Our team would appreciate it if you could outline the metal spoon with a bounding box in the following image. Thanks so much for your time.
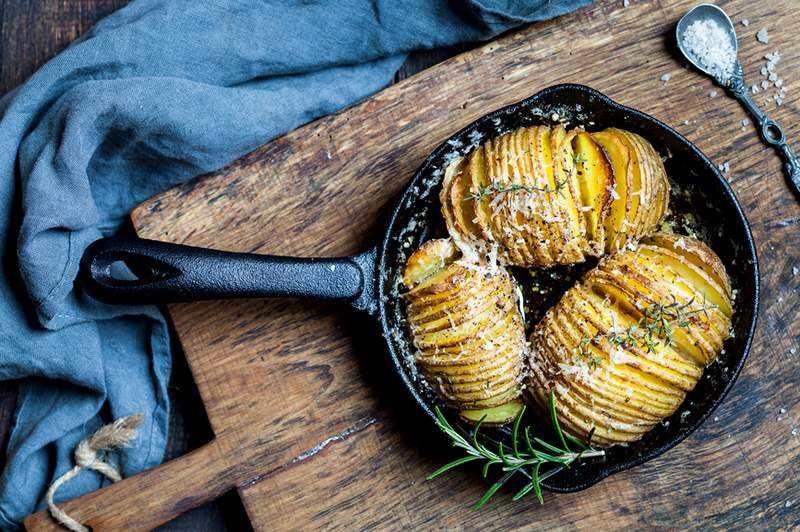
[677,3,800,199]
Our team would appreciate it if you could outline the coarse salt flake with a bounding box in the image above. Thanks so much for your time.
[756,28,769,44]
[660,73,672,82]
[682,18,736,80]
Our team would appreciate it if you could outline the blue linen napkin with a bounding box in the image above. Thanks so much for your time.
[0,0,590,527]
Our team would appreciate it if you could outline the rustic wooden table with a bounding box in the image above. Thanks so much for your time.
[0,1,464,529]
[5,0,800,530]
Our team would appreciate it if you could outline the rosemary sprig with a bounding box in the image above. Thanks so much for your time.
[577,297,716,368]
[428,392,604,509]
[469,179,568,202]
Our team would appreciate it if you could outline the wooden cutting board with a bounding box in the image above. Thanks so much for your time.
[26,0,800,529]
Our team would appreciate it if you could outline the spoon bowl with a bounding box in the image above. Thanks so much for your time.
[676,3,738,80]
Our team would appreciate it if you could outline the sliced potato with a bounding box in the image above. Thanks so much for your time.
[402,238,526,425]
[526,234,733,446]
[440,125,669,267]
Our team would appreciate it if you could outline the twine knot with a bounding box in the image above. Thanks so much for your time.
[46,413,144,532]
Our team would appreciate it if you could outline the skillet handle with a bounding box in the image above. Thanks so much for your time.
[80,237,377,312]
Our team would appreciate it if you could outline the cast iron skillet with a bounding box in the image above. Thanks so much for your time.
[81,84,759,492]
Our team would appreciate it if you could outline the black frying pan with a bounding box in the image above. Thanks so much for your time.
[81,84,759,492]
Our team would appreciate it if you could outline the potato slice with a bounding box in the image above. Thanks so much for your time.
[592,130,632,253]
[572,131,614,252]
[460,400,525,425]
[403,239,460,290]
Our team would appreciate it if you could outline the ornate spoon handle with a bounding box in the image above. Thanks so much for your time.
[724,61,800,200]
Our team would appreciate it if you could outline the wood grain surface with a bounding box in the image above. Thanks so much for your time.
[23,0,800,529]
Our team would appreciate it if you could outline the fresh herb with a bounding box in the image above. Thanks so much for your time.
[573,152,589,165]
[469,179,568,202]
[578,297,716,368]
[428,392,604,509]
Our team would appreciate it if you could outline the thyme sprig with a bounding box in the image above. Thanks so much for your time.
[469,179,568,202]
[428,392,604,509]
[578,296,716,367]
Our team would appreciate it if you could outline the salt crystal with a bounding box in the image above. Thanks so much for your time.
[709,90,718,98]
[751,85,760,94]
[793,428,799,436]
[769,72,778,82]
[776,79,784,88]
[756,28,769,44]
[683,119,690,125]
[780,408,787,414]
[765,51,781,64]
[761,80,770,90]
[660,73,672,82]
[786,500,794,508]
[792,266,799,275]
[682,19,737,80]
[791,348,798,355]
[741,19,750,27]
[741,119,749,127]
[623,0,630,7]
[714,416,719,422]
[776,97,783,106]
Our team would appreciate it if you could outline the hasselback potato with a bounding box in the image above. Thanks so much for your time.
[526,233,733,446]
[441,126,670,267]
[402,239,526,424]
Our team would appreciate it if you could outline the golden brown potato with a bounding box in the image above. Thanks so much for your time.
[440,126,670,267]
[526,234,733,446]
[403,239,526,424]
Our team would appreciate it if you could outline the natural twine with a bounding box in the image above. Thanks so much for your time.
[46,413,144,532]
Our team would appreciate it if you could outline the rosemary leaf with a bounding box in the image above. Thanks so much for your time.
[549,390,570,452]
[427,456,483,480]
[532,462,544,504]
[511,405,525,456]
[473,470,516,510]
[533,437,565,455]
